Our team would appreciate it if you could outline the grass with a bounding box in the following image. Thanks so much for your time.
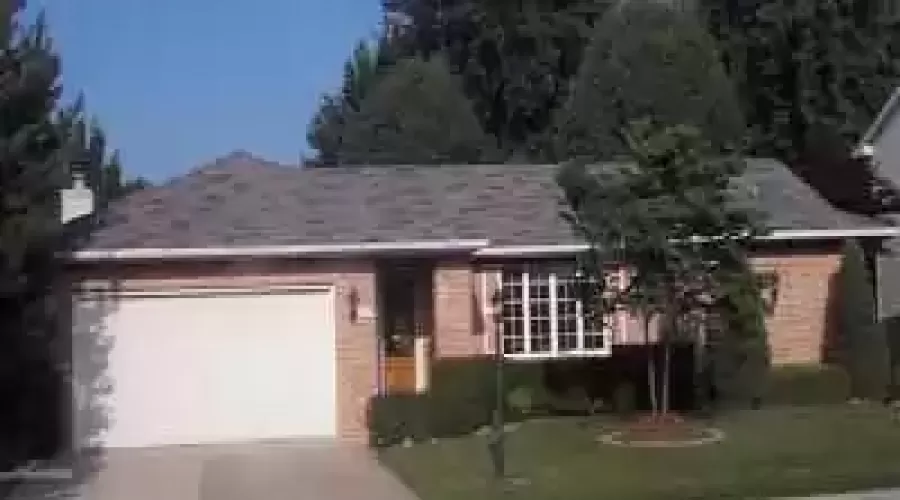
[380,405,900,500]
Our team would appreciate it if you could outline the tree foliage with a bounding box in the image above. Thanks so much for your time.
[708,266,771,408]
[0,6,80,470]
[337,56,499,165]
[383,0,611,157]
[549,2,744,162]
[558,120,765,415]
[307,39,394,165]
[73,120,150,209]
[837,238,890,400]
[699,0,900,213]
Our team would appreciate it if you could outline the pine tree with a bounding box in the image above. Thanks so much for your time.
[338,56,499,165]
[838,239,890,401]
[699,0,900,213]
[549,2,745,162]
[307,39,393,165]
[0,6,81,470]
[383,0,610,157]
[76,120,149,208]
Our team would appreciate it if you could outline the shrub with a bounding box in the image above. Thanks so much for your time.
[709,267,771,410]
[765,365,851,406]
[885,315,900,400]
[368,393,429,447]
[612,381,638,415]
[838,239,891,400]
[506,386,538,419]
[427,357,507,437]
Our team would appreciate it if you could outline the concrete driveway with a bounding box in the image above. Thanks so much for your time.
[81,440,419,500]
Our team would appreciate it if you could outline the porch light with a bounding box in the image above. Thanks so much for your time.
[757,271,779,315]
[349,286,360,323]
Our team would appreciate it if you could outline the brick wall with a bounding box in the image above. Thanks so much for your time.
[432,261,483,357]
[752,250,842,365]
[462,248,844,365]
[71,258,379,443]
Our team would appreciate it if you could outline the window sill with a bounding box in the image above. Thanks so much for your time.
[503,350,612,360]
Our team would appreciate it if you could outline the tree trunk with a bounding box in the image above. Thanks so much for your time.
[662,330,672,416]
[643,309,659,416]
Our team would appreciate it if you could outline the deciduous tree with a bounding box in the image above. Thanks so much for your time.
[558,120,764,417]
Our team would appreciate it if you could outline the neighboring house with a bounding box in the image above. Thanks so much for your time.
[857,86,900,321]
[66,152,898,448]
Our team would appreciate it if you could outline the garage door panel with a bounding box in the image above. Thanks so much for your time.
[74,288,336,448]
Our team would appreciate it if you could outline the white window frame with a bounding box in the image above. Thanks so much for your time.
[500,265,613,360]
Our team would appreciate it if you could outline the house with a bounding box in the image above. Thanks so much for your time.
[66,151,898,449]
[857,86,900,322]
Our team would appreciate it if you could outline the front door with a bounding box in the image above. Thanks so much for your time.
[379,262,431,394]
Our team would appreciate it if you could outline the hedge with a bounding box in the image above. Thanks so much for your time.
[764,365,851,406]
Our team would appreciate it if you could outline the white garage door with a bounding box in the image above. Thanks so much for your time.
[74,286,336,448]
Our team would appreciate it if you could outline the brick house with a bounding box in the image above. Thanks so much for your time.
[67,152,897,449]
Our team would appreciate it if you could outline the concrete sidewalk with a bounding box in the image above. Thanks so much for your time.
[780,489,900,500]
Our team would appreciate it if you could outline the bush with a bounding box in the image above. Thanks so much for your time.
[838,239,891,400]
[427,358,494,437]
[765,365,851,406]
[612,381,638,415]
[885,315,900,400]
[368,393,429,447]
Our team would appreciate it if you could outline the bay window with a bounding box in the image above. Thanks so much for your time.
[499,264,615,358]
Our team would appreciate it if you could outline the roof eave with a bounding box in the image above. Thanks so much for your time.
[69,239,491,262]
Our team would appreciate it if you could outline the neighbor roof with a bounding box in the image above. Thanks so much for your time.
[861,86,900,146]
[84,151,890,250]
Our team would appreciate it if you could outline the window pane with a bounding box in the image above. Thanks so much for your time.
[501,269,526,355]
[504,337,525,354]
[558,333,578,351]
[531,300,550,318]
[584,332,606,350]
[501,303,522,319]
[502,283,522,301]
[530,318,551,352]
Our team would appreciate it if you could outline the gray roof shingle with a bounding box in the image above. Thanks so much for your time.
[84,151,890,250]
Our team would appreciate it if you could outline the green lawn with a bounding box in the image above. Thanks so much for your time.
[380,405,900,500]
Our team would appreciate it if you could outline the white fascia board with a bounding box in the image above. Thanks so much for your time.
[70,239,491,262]
[474,228,900,257]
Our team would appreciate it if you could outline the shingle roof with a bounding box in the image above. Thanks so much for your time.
[84,151,890,250]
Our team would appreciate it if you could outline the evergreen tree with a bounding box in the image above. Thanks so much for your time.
[549,1,744,162]
[307,39,393,165]
[338,56,499,165]
[75,120,150,208]
[709,265,771,408]
[0,5,81,470]
[699,0,900,214]
[837,238,890,401]
[383,0,611,157]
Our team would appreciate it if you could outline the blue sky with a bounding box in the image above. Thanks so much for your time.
[35,0,383,182]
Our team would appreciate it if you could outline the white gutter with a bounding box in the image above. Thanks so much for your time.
[474,228,900,257]
[69,228,900,262]
[71,239,491,262]
[757,227,900,240]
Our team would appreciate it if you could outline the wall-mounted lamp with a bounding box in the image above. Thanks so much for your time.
[756,271,780,315]
[349,286,360,324]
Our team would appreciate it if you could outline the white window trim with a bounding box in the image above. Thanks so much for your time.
[501,266,612,359]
